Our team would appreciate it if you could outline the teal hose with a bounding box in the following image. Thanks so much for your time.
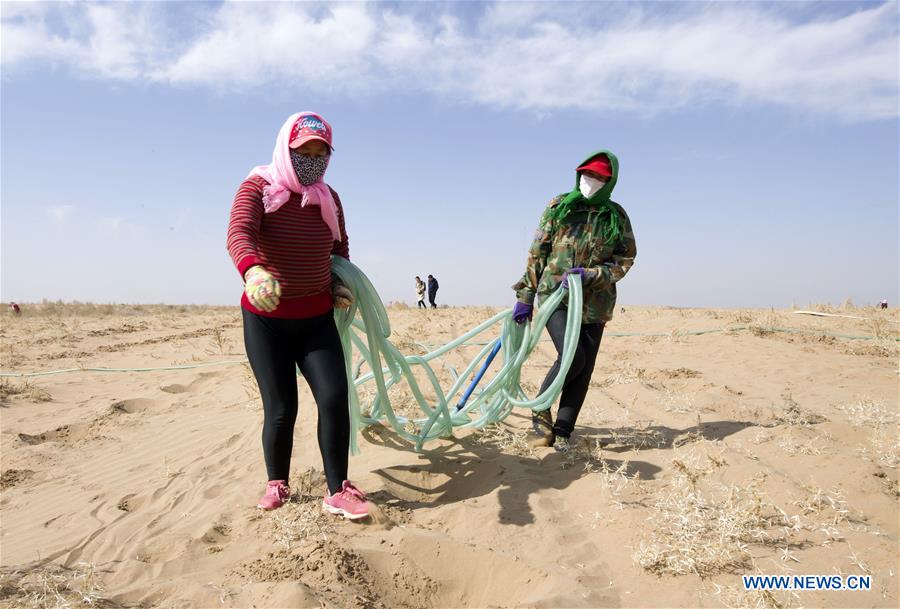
[330,256,583,453]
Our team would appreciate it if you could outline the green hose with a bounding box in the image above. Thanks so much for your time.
[330,256,582,453]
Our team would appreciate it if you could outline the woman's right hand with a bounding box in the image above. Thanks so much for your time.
[512,301,534,324]
[245,266,281,312]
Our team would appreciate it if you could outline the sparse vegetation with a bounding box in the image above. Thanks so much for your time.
[0,562,111,609]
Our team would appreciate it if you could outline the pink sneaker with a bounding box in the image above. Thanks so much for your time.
[322,480,370,520]
[257,480,290,510]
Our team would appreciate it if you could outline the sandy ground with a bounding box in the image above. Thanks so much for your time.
[0,302,897,609]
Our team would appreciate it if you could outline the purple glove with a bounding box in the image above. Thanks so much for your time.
[512,301,533,324]
[562,267,595,289]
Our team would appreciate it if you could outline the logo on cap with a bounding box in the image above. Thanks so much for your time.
[290,115,330,144]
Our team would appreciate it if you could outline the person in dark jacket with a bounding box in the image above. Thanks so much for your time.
[427,275,439,308]
[512,150,636,453]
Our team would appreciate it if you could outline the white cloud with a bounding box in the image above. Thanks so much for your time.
[2,2,896,120]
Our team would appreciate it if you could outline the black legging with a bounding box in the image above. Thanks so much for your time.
[243,309,349,495]
[538,307,605,438]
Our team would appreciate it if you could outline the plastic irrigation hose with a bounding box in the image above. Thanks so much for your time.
[330,256,583,454]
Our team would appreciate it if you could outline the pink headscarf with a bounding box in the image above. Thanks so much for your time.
[247,112,340,241]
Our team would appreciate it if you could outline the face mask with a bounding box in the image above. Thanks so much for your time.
[579,173,606,199]
[290,150,330,185]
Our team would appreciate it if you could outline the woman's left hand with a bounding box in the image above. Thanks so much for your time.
[333,285,354,309]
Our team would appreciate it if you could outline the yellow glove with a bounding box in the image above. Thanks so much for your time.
[244,265,281,312]
[333,284,354,310]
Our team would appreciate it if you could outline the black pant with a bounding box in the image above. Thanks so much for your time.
[417,299,427,309]
[537,307,605,438]
[428,291,437,308]
[242,309,349,495]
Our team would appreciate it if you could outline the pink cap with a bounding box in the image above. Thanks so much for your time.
[289,113,333,150]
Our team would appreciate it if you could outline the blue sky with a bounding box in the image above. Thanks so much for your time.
[1,1,898,308]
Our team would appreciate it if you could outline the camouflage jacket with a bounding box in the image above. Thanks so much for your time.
[513,194,636,324]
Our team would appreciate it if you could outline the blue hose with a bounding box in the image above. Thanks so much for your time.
[455,339,503,411]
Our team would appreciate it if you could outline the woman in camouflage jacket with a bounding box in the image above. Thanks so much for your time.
[512,150,636,452]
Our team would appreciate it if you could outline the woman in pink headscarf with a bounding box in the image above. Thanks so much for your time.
[227,112,369,519]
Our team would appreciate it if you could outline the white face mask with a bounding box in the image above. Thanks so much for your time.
[579,173,607,198]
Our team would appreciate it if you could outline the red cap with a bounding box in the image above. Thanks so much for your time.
[576,156,612,178]
[289,113,333,150]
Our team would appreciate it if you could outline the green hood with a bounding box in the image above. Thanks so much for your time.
[573,149,618,201]
[542,149,623,242]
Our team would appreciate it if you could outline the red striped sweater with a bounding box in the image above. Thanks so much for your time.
[227,176,349,319]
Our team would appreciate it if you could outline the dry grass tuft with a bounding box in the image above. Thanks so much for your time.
[861,424,900,469]
[748,309,783,337]
[634,447,799,577]
[269,469,335,549]
[0,378,52,403]
[838,397,900,469]
[0,562,111,608]
[205,326,235,355]
[773,394,826,427]
[662,385,698,415]
[836,397,896,428]
[777,429,826,456]
[609,418,665,450]
[562,439,647,510]
[476,423,534,457]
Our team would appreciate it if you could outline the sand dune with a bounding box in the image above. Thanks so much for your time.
[1,304,897,608]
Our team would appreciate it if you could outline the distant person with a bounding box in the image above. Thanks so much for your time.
[415,276,427,309]
[427,275,439,308]
[227,111,369,519]
[880,299,888,310]
[512,150,637,452]
[9,302,21,315]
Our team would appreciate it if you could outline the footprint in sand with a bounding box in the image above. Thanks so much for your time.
[0,468,35,489]
[109,398,156,414]
[18,424,80,445]
[17,398,159,446]
[160,384,190,394]
[116,493,145,513]
[200,523,232,545]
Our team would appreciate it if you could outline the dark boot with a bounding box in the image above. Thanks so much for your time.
[529,409,555,448]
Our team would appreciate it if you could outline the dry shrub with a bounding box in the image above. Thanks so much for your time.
[863,425,900,469]
[777,429,826,456]
[836,397,896,428]
[476,423,534,456]
[0,378,52,403]
[662,385,698,415]
[609,419,665,450]
[748,309,783,337]
[844,336,900,358]
[773,394,827,427]
[634,447,797,577]
[838,398,900,469]
[729,310,754,324]
[205,326,234,355]
[0,562,111,608]
[793,486,849,534]
[564,438,646,505]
